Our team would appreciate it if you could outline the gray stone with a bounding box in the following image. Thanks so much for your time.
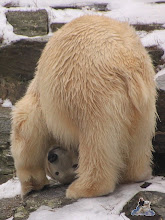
[156,90,165,132]
[155,1,165,4]
[133,23,165,32]
[0,107,14,184]
[0,106,11,145]
[6,10,48,37]
[52,3,109,11]
[122,191,165,219]
[50,23,66,32]
[153,90,165,176]
[146,46,164,68]
[0,37,3,45]
[156,72,165,91]
[0,77,28,105]
[0,37,48,104]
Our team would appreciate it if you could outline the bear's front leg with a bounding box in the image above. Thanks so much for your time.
[66,127,122,199]
[11,92,50,197]
[17,167,49,197]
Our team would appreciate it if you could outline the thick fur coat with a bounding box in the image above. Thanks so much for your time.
[11,15,157,199]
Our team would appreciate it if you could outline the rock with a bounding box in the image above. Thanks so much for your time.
[50,23,66,32]
[153,132,165,153]
[156,71,165,90]
[146,46,164,68]
[156,90,165,132]
[14,206,28,219]
[0,107,14,184]
[82,3,109,11]
[0,106,11,145]
[133,23,165,32]
[0,184,76,220]
[0,37,3,45]
[153,152,165,176]
[0,37,48,80]
[122,191,165,219]
[0,37,48,104]
[152,90,165,176]
[155,1,165,4]
[6,10,48,37]
[52,3,109,11]
[0,78,28,104]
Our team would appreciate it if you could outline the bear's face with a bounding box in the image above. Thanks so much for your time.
[46,147,78,184]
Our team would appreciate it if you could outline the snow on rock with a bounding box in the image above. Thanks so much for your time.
[27,176,165,220]
[0,176,164,219]
[0,7,28,45]
[0,0,165,45]
[107,0,165,24]
[0,178,21,199]
[1,99,13,108]
[47,7,101,25]
[141,30,165,49]
[155,68,165,90]
[6,217,14,220]
[0,0,110,8]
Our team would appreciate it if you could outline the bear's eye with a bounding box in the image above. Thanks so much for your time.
[72,164,78,169]
[55,172,59,175]
[48,153,58,163]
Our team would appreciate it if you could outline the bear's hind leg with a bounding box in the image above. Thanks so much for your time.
[123,107,156,183]
[66,121,124,199]
[11,93,50,197]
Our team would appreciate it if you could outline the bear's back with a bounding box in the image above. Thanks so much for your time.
[37,15,155,128]
[38,15,153,82]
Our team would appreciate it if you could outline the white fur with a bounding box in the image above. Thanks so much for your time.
[11,15,157,199]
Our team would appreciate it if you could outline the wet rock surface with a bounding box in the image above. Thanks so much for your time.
[122,190,165,220]
[0,38,48,104]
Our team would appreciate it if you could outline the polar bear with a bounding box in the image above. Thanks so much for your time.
[11,15,157,199]
[46,146,78,184]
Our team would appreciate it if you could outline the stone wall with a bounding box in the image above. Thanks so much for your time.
[0,5,165,184]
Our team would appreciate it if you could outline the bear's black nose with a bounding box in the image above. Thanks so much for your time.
[48,151,58,163]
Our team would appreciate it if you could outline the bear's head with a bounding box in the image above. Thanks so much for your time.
[46,147,78,184]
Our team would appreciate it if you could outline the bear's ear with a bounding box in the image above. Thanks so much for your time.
[48,152,58,163]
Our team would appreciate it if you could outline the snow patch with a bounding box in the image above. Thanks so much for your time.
[0,178,21,199]
[107,1,165,24]
[1,176,164,219]
[0,176,164,220]
[141,30,165,48]
[0,0,165,46]
[27,176,165,220]
[1,0,109,8]
[6,217,14,220]
[1,99,13,108]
